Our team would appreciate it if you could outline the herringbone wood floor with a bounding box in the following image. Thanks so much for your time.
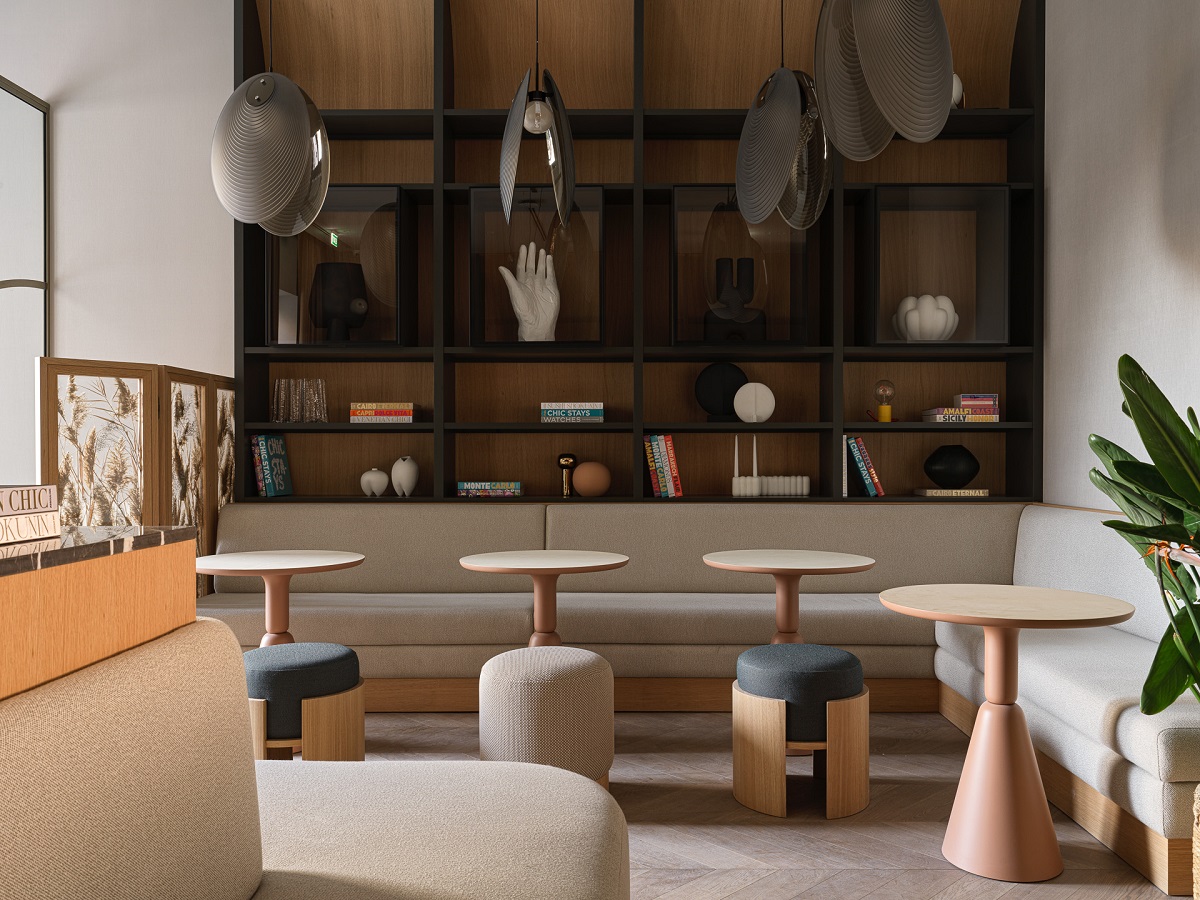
[365,712,1164,899]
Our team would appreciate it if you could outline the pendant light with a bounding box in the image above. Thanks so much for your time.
[736,0,831,230]
[211,0,331,237]
[500,0,576,225]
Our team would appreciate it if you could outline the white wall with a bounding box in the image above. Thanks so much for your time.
[1044,0,1200,507]
[0,0,234,377]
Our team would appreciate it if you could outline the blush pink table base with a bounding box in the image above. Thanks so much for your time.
[260,573,296,646]
[530,573,562,647]
[773,574,803,643]
[943,626,1063,883]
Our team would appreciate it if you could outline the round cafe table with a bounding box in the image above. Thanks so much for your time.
[196,550,365,647]
[703,549,876,644]
[459,550,629,647]
[879,583,1134,883]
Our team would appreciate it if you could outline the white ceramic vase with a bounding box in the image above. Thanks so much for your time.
[892,294,959,341]
[391,456,419,497]
[360,468,389,497]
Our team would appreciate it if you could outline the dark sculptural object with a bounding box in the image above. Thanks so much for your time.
[704,256,766,343]
[694,363,749,423]
[310,262,369,342]
[923,444,980,489]
[557,451,578,498]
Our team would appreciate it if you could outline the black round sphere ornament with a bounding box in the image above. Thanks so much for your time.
[923,444,981,490]
[694,363,749,422]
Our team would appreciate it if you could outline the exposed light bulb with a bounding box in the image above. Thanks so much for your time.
[873,379,896,422]
[523,93,552,134]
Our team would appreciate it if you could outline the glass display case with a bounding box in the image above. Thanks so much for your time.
[469,186,604,345]
[874,186,1009,345]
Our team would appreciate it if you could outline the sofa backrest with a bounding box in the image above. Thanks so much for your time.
[214,503,547,593]
[546,503,1025,593]
[1013,504,1162,643]
[0,618,263,900]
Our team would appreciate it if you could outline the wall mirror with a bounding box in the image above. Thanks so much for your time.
[0,75,49,484]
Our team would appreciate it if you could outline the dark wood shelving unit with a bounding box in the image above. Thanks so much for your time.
[233,0,1044,505]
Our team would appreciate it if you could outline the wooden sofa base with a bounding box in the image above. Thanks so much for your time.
[364,676,939,714]
[939,683,1191,896]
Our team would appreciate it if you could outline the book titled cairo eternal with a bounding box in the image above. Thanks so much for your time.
[914,488,990,497]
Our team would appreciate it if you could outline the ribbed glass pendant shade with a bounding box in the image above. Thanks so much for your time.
[211,73,331,237]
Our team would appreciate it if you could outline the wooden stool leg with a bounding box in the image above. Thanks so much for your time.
[248,698,268,761]
[301,679,365,761]
[732,681,788,817]
[825,688,870,819]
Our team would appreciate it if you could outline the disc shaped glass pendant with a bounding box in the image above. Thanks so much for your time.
[211,72,331,236]
[543,70,576,226]
[500,69,531,223]
[736,67,803,224]
[814,0,893,162]
[777,72,832,230]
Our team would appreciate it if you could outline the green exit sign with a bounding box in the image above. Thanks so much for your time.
[330,232,338,248]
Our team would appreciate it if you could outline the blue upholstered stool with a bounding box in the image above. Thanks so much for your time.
[244,642,364,761]
[732,643,869,819]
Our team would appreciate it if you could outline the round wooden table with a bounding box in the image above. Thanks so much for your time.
[196,550,365,647]
[879,583,1134,883]
[459,550,629,647]
[703,549,876,644]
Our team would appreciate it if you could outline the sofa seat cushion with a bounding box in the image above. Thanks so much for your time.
[200,593,534,647]
[936,649,1196,839]
[252,760,629,900]
[556,592,934,645]
[936,622,1200,783]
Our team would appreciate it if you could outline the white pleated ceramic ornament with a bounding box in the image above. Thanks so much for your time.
[892,294,959,341]
[360,468,389,497]
[391,456,419,497]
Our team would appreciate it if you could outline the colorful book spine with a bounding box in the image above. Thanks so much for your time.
[0,484,58,517]
[855,438,885,496]
[350,402,414,410]
[457,481,521,490]
[251,438,265,496]
[0,509,62,545]
[652,435,674,497]
[841,435,849,498]
[644,438,663,498]
[663,435,683,498]
[923,407,1000,416]
[923,414,1000,423]
[457,489,523,497]
[540,402,603,409]
[915,488,991,497]
[350,416,414,424]
[846,437,876,497]
[954,394,999,406]
[256,434,294,497]
[541,411,605,422]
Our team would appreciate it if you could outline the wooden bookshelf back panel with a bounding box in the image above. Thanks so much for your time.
[283,433,436,497]
[844,140,1007,184]
[644,141,737,184]
[330,142,435,184]
[879,210,978,342]
[643,362,822,423]
[455,363,634,422]
[446,0,634,109]
[942,0,1023,109]
[643,203,672,346]
[657,432,821,497]
[848,432,1006,497]
[843,361,1006,422]
[269,362,435,422]
[256,0,434,109]
[452,140,635,184]
[455,433,633,497]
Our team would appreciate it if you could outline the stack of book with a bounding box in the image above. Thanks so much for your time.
[0,484,61,556]
[350,402,414,424]
[844,435,885,497]
[541,402,603,424]
[914,487,990,497]
[923,393,1000,423]
[644,434,683,498]
[250,433,294,497]
[457,481,522,498]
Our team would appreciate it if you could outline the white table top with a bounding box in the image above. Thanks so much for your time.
[879,583,1135,629]
[703,549,876,575]
[195,549,365,576]
[459,550,629,575]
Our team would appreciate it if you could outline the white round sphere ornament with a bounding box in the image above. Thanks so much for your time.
[733,383,776,423]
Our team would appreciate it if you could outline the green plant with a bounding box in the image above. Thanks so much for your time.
[1090,355,1200,713]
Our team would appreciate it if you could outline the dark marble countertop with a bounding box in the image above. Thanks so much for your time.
[0,525,196,577]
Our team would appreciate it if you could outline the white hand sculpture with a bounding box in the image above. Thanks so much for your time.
[499,241,559,341]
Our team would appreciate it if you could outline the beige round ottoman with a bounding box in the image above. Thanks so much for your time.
[479,646,614,788]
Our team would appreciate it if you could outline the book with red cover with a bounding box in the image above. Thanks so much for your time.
[663,435,684,497]
[644,438,663,498]
[855,437,885,496]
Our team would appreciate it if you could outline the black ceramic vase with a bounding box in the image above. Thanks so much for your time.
[923,444,980,489]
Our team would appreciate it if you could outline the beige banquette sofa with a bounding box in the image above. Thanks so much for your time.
[0,614,629,899]
[201,501,1200,894]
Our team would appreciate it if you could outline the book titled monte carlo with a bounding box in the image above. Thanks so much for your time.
[253,434,294,498]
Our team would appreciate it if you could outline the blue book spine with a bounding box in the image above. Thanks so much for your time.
[846,437,876,497]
